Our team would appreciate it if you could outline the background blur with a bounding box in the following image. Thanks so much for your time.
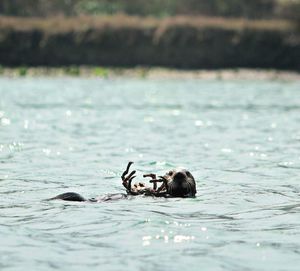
[1,0,300,19]
[0,0,299,69]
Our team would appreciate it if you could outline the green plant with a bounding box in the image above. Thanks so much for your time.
[18,66,27,76]
[64,66,80,76]
[93,67,109,77]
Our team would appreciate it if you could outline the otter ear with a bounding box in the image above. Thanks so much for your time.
[186,171,191,177]
[186,171,195,180]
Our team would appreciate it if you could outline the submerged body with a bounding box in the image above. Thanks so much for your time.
[51,162,197,202]
[49,192,128,202]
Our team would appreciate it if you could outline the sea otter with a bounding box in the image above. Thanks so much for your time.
[50,162,196,202]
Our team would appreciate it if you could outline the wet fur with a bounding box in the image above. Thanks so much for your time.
[162,169,197,197]
[50,164,196,202]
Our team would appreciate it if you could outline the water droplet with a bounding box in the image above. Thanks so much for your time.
[144,116,154,123]
[195,120,204,127]
[125,148,134,153]
[172,110,180,116]
[42,149,51,155]
[66,110,72,117]
[1,118,10,126]
[173,235,195,243]
[142,241,150,246]
[271,123,277,128]
[222,148,232,153]
[281,161,294,167]
[142,236,152,241]
[24,120,29,129]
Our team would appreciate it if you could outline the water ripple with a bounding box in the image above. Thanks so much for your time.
[0,78,300,271]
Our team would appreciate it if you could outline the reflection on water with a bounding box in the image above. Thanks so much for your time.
[0,77,300,270]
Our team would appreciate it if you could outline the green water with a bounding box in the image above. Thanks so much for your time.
[1,77,300,270]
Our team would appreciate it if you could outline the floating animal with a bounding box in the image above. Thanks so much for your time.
[50,162,196,202]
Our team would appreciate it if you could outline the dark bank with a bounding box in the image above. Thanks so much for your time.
[0,15,299,70]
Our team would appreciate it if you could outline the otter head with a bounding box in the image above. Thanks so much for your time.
[164,168,197,197]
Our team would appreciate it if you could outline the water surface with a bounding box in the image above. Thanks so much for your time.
[1,77,300,270]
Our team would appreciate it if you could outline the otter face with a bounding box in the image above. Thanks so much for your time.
[164,169,196,197]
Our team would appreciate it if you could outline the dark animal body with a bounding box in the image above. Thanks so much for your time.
[50,162,196,202]
[49,192,128,202]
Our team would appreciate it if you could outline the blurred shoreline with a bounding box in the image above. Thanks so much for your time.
[0,15,299,70]
[0,66,299,81]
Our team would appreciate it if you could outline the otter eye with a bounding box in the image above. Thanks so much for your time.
[168,171,173,176]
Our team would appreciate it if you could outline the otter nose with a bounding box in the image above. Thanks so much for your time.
[173,171,186,181]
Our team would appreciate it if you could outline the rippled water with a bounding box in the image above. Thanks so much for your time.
[1,77,300,270]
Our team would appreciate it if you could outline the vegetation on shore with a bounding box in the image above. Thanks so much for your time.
[0,66,299,81]
[0,15,299,70]
[0,0,299,20]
